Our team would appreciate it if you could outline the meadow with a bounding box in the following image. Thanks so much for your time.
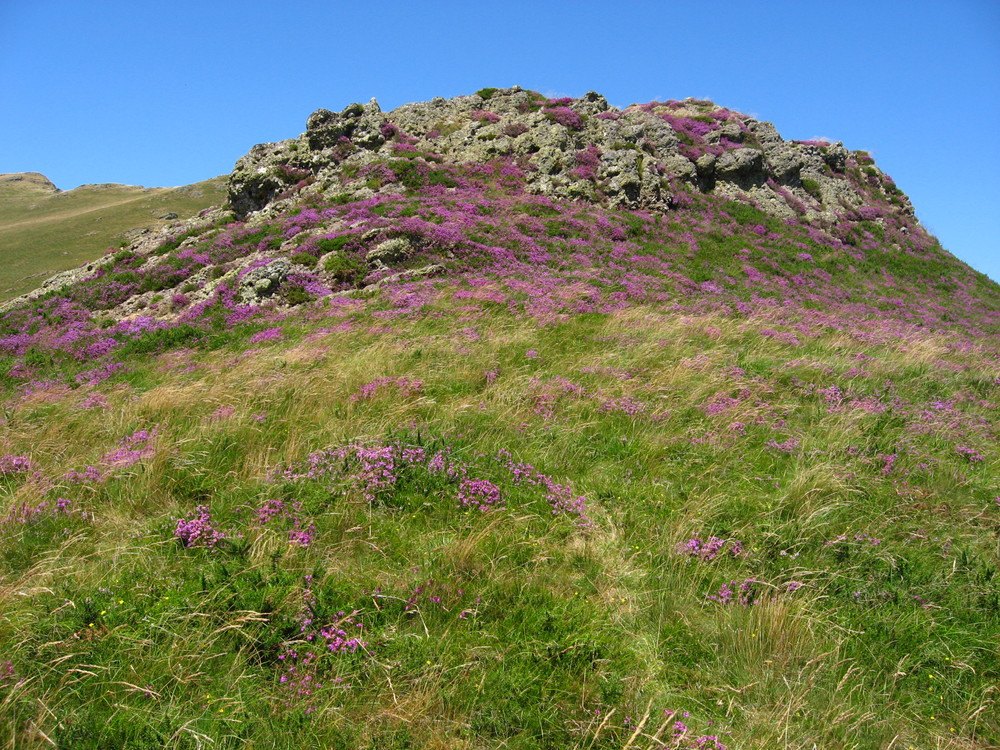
[0,91,997,748]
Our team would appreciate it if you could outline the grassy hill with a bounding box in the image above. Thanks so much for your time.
[0,89,997,749]
[0,173,227,302]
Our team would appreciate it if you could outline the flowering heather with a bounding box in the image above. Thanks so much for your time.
[470,109,500,123]
[252,498,316,547]
[955,445,985,463]
[599,395,647,416]
[74,361,127,385]
[707,578,758,606]
[248,327,283,344]
[350,376,424,402]
[207,405,236,422]
[102,426,160,467]
[276,605,366,711]
[543,106,584,130]
[63,465,104,484]
[765,436,799,454]
[456,478,503,511]
[1,497,72,526]
[0,661,16,684]
[0,454,36,475]
[174,505,226,548]
[678,536,745,561]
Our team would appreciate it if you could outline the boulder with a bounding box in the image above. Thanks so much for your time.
[306,99,385,152]
[366,237,414,268]
[237,258,292,305]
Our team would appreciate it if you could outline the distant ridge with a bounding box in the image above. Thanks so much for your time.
[0,171,60,194]
[0,173,226,301]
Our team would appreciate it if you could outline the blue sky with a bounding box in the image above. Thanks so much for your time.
[2,0,998,282]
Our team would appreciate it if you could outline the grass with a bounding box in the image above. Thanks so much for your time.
[0,175,226,302]
[0,291,996,748]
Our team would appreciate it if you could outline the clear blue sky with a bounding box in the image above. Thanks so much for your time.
[2,0,998,282]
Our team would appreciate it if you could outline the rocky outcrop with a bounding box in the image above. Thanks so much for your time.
[226,87,899,224]
[2,87,920,326]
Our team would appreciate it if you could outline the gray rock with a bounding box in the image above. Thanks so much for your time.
[305,100,386,152]
[227,140,301,218]
[822,142,848,172]
[695,153,717,176]
[373,264,446,287]
[744,119,783,148]
[766,145,808,183]
[237,258,292,305]
[715,147,765,189]
[366,237,413,268]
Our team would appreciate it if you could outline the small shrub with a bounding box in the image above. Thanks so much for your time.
[283,284,314,306]
[502,122,528,138]
[290,252,319,268]
[316,236,352,255]
[476,87,499,100]
[471,109,501,123]
[543,106,584,130]
[324,253,367,284]
[800,177,822,199]
[430,120,463,138]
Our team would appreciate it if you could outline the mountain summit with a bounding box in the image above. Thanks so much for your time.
[0,89,997,748]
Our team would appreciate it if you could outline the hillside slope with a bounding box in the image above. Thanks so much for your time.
[0,88,997,749]
[0,173,227,302]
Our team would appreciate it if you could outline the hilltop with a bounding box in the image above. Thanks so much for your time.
[0,88,997,749]
[0,173,226,302]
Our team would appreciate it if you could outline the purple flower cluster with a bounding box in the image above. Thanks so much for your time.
[955,445,985,463]
[249,327,283,344]
[350,376,424,402]
[457,479,503,511]
[706,578,757,606]
[765,436,799,455]
[276,580,367,712]
[1,497,73,526]
[274,437,592,527]
[101,426,160,467]
[0,454,36,475]
[63,465,104,484]
[252,498,316,547]
[74,361,127,385]
[174,505,226,548]
[677,536,745,561]
[543,106,584,130]
[470,109,501,123]
[0,661,21,687]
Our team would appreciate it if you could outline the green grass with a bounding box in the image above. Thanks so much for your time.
[0,293,996,748]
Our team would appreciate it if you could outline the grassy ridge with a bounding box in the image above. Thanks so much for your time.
[0,175,226,302]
